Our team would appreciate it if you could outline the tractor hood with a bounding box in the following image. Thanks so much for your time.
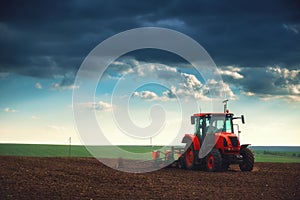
[215,132,240,151]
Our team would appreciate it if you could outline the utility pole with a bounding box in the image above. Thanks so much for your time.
[68,136,72,157]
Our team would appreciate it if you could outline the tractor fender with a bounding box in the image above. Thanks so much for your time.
[181,134,200,151]
[241,144,250,149]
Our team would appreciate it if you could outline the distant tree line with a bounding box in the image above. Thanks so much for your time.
[260,150,300,157]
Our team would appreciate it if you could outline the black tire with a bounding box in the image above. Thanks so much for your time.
[239,147,254,172]
[178,156,184,169]
[205,149,222,172]
[182,144,196,170]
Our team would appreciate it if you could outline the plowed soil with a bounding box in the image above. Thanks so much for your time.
[0,156,299,199]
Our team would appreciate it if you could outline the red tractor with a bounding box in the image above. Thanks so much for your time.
[179,109,254,172]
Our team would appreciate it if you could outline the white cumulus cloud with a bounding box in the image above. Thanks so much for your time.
[51,83,79,90]
[35,82,42,89]
[218,66,244,79]
[133,90,171,101]
[3,107,18,113]
[78,101,113,111]
[283,23,300,34]
[239,66,300,102]
[107,59,237,102]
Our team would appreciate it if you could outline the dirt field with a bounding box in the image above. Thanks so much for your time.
[0,156,299,199]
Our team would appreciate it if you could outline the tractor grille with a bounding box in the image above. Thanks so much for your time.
[229,137,238,147]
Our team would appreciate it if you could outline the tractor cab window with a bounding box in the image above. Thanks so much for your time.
[216,120,224,130]
[205,115,233,134]
[194,117,203,138]
[194,117,204,143]
[205,117,216,134]
[224,117,233,133]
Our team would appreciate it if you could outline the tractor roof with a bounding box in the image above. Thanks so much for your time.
[193,112,233,117]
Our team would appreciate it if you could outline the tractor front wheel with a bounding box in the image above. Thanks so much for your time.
[239,147,254,171]
[206,149,222,172]
[183,144,196,170]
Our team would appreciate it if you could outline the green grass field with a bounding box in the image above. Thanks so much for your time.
[252,150,300,163]
[0,144,163,160]
[0,144,300,163]
[0,144,92,157]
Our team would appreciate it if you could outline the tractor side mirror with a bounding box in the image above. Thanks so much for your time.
[191,116,195,125]
[241,115,245,124]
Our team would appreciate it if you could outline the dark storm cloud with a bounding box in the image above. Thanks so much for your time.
[0,0,299,80]
[174,1,300,68]
[220,66,300,101]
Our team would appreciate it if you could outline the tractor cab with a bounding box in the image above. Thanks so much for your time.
[191,112,237,145]
[190,111,245,152]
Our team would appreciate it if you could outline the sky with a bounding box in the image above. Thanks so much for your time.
[0,0,299,146]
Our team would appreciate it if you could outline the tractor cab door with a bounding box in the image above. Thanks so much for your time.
[195,117,204,145]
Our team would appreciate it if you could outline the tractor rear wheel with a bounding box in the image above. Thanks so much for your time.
[205,149,222,172]
[239,147,254,171]
[183,144,196,170]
